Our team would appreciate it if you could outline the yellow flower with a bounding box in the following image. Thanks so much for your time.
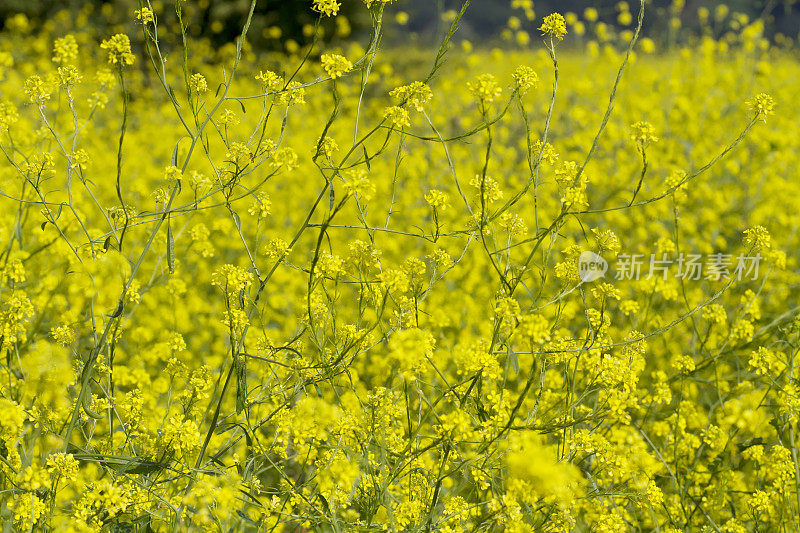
[312,0,341,17]
[189,73,208,94]
[24,75,51,104]
[468,73,502,103]
[256,69,282,91]
[46,453,79,481]
[424,189,449,210]
[50,325,76,346]
[630,120,659,152]
[383,105,410,128]
[248,192,272,219]
[100,33,135,66]
[52,34,78,64]
[390,81,433,111]
[134,7,154,24]
[512,65,538,95]
[747,92,775,122]
[161,417,202,456]
[265,238,292,260]
[743,225,771,251]
[211,264,254,294]
[506,431,583,504]
[539,13,568,41]
[342,169,375,201]
[321,53,352,79]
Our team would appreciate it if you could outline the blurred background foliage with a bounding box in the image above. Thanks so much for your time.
[0,0,798,50]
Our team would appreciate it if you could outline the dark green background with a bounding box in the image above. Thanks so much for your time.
[2,0,798,46]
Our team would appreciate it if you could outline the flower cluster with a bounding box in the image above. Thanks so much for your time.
[100,33,135,66]
[0,3,796,533]
[539,13,568,41]
[321,52,352,79]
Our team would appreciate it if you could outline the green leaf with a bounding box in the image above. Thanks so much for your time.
[108,299,124,318]
[166,223,175,274]
[235,357,246,414]
[507,345,519,374]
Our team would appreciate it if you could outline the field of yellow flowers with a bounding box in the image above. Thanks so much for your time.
[2,0,800,531]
